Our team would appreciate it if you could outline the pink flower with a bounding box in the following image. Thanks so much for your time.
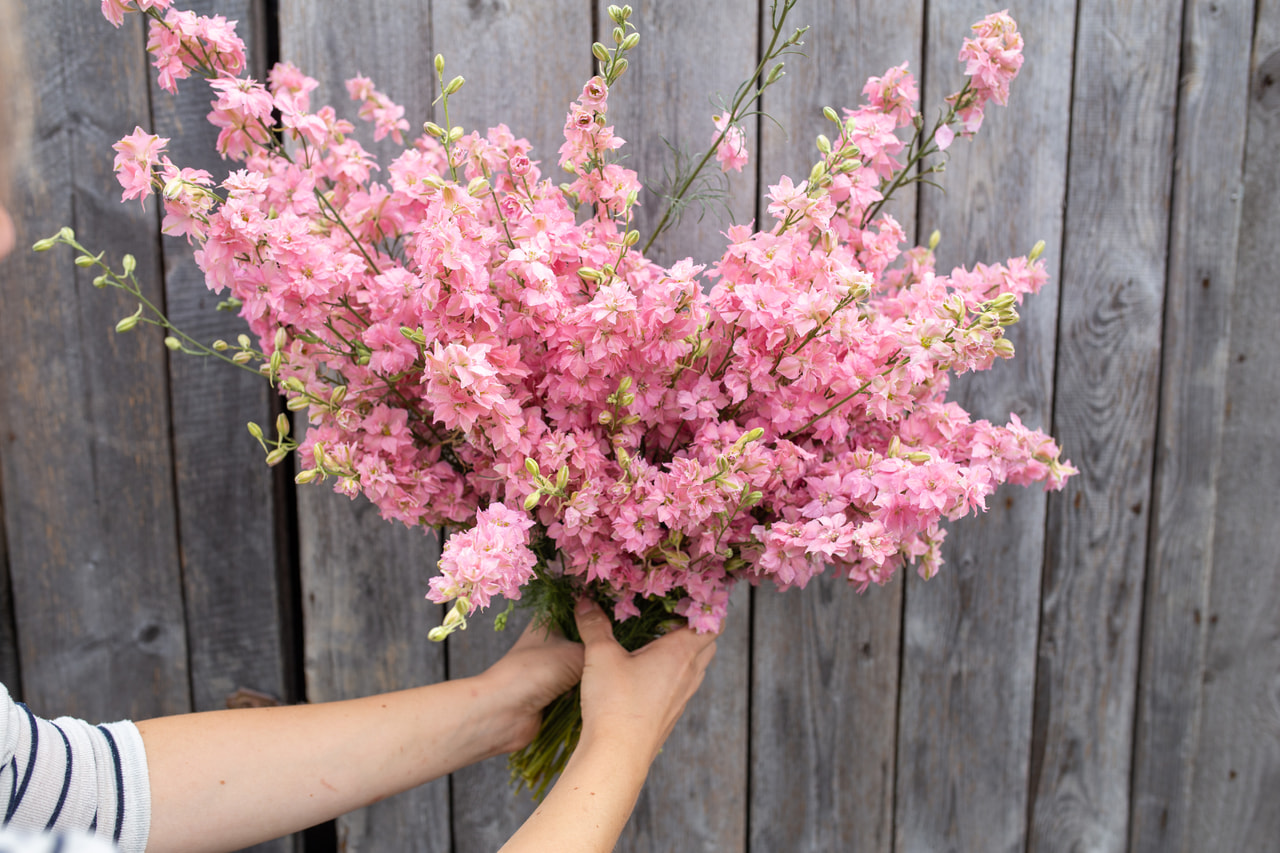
[712,114,749,173]
[112,127,169,203]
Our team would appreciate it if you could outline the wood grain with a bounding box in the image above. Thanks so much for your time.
[1028,0,1182,849]
[1183,2,1280,847]
[895,3,1074,851]
[298,487,449,853]
[600,0,760,269]
[1128,1,1255,850]
[0,0,190,722]
[750,4,921,851]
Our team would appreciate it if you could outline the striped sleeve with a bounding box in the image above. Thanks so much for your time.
[0,685,149,853]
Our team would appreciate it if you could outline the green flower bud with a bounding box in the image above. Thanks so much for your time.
[612,57,629,78]
[231,351,252,365]
[434,54,445,74]
[816,134,831,155]
[617,376,633,393]
[444,75,465,95]
[274,327,288,350]
[992,337,1016,358]
[115,314,139,333]
[237,333,251,348]
[265,447,288,466]
[121,254,136,275]
[592,42,611,62]
[276,413,291,438]
[294,467,321,485]
[92,275,109,289]
[823,106,840,124]
[59,226,75,241]
[466,176,490,197]
[765,63,785,85]
[555,466,570,491]
[621,32,640,51]
[523,491,541,511]
[929,229,941,251]
[1028,239,1046,262]
[525,458,540,476]
[31,236,58,252]
[164,336,181,351]
[247,421,264,441]
[448,126,464,142]
[612,25,625,45]
[286,396,310,412]
[607,4,624,23]
[423,121,445,138]
[330,385,347,406]
[74,254,97,268]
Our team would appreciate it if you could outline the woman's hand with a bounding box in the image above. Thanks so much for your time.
[574,597,718,763]
[476,619,584,753]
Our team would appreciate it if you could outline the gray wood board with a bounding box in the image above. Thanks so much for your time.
[602,0,761,269]
[594,3,754,850]
[147,0,291,717]
[751,4,922,850]
[1128,0,1255,850]
[299,487,448,853]
[1184,1,1280,847]
[0,1,190,722]
[895,2,1074,851]
[419,3,596,850]
[1029,0,1182,849]
[281,3,450,849]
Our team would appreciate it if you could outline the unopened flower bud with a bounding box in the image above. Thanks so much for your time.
[269,350,282,374]
[238,333,251,348]
[92,275,109,288]
[578,266,603,282]
[286,396,310,412]
[607,4,624,23]
[992,337,1016,358]
[443,75,465,95]
[816,134,831,155]
[929,229,941,251]
[617,376,633,393]
[621,32,639,51]
[743,490,763,508]
[888,435,901,457]
[74,254,97,268]
[823,106,840,124]
[623,229,640,247]
[808,161,827,186]
[31,236,58,252]
[275,413,291,437]
[231,351,252,364]
[122,254,136,275]
[164,336,180,351]
[612,25,625,44]
[612,57,629,78]
[466,177,490,197]
[1028,239,1046,262]
[423,121,444,138]
[448,126,464,142]
[592,42,611,62]
[555,466,569,490]
[434,54,445,74]
[115,314,139,333]
[907,451,932,463]
[274,327,288,350]
[986,293,1018,312]
[523,491,541,511]
[525,458,540,476]
[765,63,785,85]
[247,421,264,441]
[265,447,288,466]
[597,410,614,425]
[329,385,347,406]
[295,467,321,485]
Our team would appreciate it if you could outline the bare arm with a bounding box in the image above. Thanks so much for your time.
[139,624,582,853]
[499,598,718,853]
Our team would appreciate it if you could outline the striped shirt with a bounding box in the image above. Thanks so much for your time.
[0,684,148,853]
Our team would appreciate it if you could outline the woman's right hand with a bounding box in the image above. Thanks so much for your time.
[573,597,719,764]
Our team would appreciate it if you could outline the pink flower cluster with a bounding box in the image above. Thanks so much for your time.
[104,2,1072,633]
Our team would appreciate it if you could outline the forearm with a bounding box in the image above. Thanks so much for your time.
[140,672,521,853]
[498,726,656,853]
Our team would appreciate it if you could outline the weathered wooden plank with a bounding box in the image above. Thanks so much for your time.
[602,0,760,269]
[895,3,1074,851]
[281,4,451,850]
[591,4,754,851]
[1028,0,1182,849]
[1181,3,1280,848]
[0,1,190,722]
[1128,1,1254,850]
[298,487,449,853]
[750,4,921,851]
[148,0,291,718]
[427,4,594,848]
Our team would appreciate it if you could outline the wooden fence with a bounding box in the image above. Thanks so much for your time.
[0,0,1276,850]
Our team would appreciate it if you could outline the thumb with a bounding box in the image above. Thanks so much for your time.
[574,597,617,649]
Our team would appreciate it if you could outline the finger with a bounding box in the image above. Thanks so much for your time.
[573,597,618,649]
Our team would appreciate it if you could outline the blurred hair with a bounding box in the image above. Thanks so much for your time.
[0,0,33,207]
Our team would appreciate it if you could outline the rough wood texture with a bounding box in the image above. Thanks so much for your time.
[148,0,291,719]
[0,1,190,722]
[1182,2,1280,847]
[596,4,753,850]
[750,5,921,851]
[298,487,448,853]
[895,3,1074,851]
[1029,1,1182,849]
[1129,1,1254,850]
[281,4,449,849]
[601,0,760,268]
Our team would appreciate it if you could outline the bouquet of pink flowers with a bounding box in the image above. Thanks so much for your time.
[42,0,1073,794]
